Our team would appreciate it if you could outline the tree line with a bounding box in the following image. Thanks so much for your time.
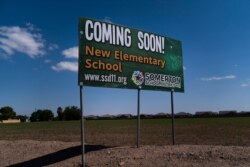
[0,106,81,122]
[1,106,250,122]
[0,106,28,122]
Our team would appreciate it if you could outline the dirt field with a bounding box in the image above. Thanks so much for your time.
[1,118,250,166]
[1,140,250,167]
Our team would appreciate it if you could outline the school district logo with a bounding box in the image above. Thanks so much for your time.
[132,71,144,86]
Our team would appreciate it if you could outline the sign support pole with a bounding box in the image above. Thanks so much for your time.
[80,85,85,167]
[137,88,141,148]
[171,89,175,145]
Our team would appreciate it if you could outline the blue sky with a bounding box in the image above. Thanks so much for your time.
[1,0,250,116]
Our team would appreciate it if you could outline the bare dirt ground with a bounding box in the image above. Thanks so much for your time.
[1,140,250,167]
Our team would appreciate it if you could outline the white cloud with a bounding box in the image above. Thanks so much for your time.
[44,59,51,63]
[52,46,78,73]
[0,25,45,58]
[201,75,236,81]
[25,22,39,31]
[51,61,78,72]
[48,44,59,51]
[241,83,249,87]
[103,16,112,23]
[240,79,250,88]
[183,66,186,71]
[62,46,78,59]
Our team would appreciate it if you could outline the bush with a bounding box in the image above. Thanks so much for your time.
[63,106,81,120]
[16,115,28,122]
[30,109,54,122]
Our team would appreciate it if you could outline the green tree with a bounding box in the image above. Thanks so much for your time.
[0,106,16,120]
[30,109,54,122]
[30,111,39,122]
[63,106,81,120]
[57,107,64,120]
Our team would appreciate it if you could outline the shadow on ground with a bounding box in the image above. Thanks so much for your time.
[8,144,111,167]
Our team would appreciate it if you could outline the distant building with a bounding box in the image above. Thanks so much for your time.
[219,110,237,115]
[239,111,250,116]
[239,111,250,114]
[116,114,133,119]
[85,115,99,120]
[0,119,21,123]
[156,112,166,116]
[195,111,218,117]
[155,112,170,118]
[176,112,192,117]
[100,114,115,119]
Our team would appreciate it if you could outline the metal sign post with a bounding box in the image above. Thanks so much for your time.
[137,88,141,148]
[171,89,175,145]
[80,85,85,167]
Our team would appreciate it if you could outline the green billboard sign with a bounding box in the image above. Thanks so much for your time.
[78,17,184,92]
